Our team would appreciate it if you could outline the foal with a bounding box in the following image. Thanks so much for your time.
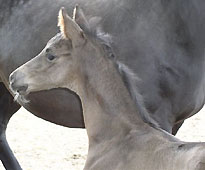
[9,7,205,170]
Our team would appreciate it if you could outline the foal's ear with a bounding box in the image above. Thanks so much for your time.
[58,7,85,46]
[73,5,90,31]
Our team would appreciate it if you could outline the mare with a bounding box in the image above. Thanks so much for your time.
[1,0,205,169]
[9,7,205,170]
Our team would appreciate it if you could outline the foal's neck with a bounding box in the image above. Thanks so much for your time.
[75,49,146,145]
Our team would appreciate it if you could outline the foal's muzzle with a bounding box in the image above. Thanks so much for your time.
[9,71,28,94]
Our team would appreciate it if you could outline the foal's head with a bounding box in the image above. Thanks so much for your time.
[9,6,114,97]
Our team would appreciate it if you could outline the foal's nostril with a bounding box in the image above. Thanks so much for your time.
[16,84,28,94]
[10,82,28,94]
[9,74,28,94]
[9,71,28,94]
[16,84,28,93]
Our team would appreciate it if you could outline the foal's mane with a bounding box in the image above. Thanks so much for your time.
[115,61,159,128]
[89,27,159,128]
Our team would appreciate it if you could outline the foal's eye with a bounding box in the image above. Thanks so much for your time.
[47,54,56,61]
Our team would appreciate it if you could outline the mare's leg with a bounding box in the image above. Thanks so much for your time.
[0,83,22,170]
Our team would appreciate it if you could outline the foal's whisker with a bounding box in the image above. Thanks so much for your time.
[14,92,19,102]
[13,92,30,104]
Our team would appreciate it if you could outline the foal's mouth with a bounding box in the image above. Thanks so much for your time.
[9,84,30,104]
[13,92,30,104]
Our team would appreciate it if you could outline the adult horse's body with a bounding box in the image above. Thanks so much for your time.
[9,7,205,170]
[0,0,205,169]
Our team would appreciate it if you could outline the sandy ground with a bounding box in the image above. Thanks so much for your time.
[0,107,205,170]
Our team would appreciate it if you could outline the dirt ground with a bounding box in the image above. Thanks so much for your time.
[0,107,205,170]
